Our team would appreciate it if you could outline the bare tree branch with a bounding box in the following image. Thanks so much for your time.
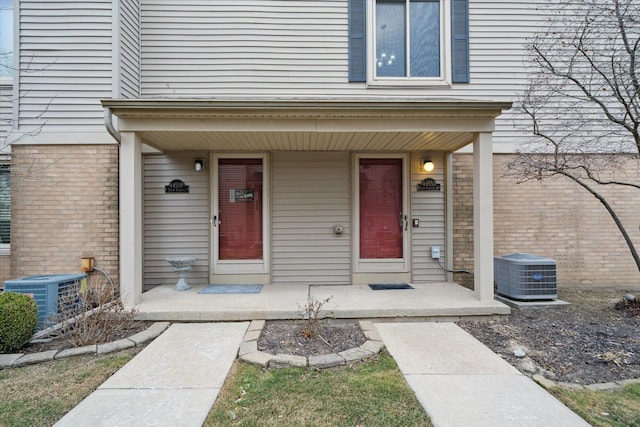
[510,0,640,275]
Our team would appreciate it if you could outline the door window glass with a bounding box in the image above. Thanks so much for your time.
[218,159,263,260]
[359,158,403,259]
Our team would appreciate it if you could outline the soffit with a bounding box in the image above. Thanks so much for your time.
[136,130,474,152]
[102,98,512,152]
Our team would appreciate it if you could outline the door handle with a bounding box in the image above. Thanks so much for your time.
[400,213,408,231]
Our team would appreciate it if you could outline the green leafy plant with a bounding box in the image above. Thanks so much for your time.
[298,288,332,339]
[0,292,38,353]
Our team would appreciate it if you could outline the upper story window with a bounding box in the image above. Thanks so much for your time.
[375,0,442,79]
[0,0,13,80]
[348,0,469,85]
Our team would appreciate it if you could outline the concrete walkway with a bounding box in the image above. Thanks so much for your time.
[54,322,248,427]
[376,322,590,427]
[54,321,590,427]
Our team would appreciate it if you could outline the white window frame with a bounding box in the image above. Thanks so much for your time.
[366,0,452,87]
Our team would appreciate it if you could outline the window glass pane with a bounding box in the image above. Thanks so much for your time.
[0,165,10,244]
[376,1,406,77]
[410,0,440,77]
[0,0,12,78]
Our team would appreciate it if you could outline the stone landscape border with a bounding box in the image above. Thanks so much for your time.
[0,322,170,369]
[239,319,385,369]
[533,374,640,392]
[2,319,638,391]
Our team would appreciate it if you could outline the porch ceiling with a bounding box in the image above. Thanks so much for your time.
[136,130,474,152]
[102,98,512,152]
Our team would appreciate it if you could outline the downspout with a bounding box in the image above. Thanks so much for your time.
[104,107,121,143]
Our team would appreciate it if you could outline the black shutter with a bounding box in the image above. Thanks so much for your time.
[451,0,470,83]
[349,0,367,82]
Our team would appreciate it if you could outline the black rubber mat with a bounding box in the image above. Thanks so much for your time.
[368,283,414,290]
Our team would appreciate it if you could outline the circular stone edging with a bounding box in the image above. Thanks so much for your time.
[0,322,171,369]
[238,319,385,369]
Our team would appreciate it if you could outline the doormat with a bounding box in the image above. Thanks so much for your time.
[368,283,413,290]
[198,285,263,294]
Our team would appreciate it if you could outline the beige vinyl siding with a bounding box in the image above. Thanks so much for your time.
[139,0,541,99]
[140,0,347,96]
[18,1,113,128]
[138,0,549,151]
[271,152,350,284]
[143,152,210,289]
[410,152,446,282]
[119,0,141,98]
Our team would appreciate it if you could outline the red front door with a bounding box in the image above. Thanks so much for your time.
[218,158,263,260]
[359,158,403,259]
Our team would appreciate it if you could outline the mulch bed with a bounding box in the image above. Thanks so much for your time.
[257,321,366,357]
[459,289,640,385]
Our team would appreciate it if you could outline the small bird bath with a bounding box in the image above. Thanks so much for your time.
[166,257,198,291]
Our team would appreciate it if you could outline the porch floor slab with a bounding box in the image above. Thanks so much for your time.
[134,282,510,322]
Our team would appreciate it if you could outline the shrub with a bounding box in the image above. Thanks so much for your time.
[0,292,38,353]
[298,288,333,339]
[45,275,138,347]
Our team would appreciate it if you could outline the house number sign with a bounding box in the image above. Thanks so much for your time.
[165,179,190,193]
[417,178,441,191]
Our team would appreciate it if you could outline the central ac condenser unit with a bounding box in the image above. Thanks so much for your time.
[3,274,86,327]
[494,253,557,300]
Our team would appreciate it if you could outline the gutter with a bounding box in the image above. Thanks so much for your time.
[104,107,121,143]
[101,98,513,114]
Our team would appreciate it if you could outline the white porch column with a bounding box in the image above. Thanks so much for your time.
[119,132,143,306]
[473,132,494,301]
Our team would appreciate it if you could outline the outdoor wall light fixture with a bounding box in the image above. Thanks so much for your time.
[422,159,435,173]
[195,159,204,172]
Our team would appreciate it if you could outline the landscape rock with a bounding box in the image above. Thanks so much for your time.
[513,349,526,358]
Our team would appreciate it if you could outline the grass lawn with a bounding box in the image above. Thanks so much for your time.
[550,383,640,427]
[205,351,432,427]
[0,348,140,427]
[1,346,637,427]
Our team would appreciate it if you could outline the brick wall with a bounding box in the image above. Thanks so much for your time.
[453,153,640,289]
[0,255,10,283]
[10,144,119,287]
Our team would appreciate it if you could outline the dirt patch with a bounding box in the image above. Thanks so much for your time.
[258,321,366,357]
[459,289,640,385]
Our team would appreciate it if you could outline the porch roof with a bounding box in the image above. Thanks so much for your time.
[102,98,512,152]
